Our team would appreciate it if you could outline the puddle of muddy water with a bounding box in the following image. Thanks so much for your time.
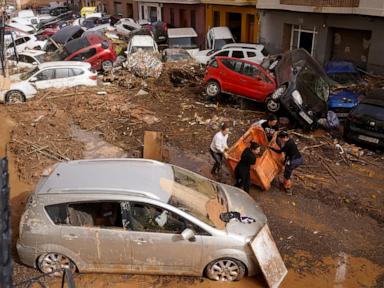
[71,125,127,159]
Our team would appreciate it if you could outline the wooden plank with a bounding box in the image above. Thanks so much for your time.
[250,224,288,288]
[143,131,163,161]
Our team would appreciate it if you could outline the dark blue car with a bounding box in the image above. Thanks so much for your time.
[325,61,361,118]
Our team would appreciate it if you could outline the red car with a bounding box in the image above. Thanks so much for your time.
[204,57,278,112]
[64,33,117,71]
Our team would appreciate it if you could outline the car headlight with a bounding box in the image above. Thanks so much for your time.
[292,90,303,106]
[271,86,286,100]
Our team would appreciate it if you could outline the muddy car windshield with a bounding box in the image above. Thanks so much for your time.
[160,166,227,229]
[168,37,198,49]
[296,65,330,102]
[20,67,39,80]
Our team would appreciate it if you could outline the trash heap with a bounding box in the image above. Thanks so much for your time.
[125,50,163,79]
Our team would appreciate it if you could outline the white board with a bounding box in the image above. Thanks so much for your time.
[250,224,288,288]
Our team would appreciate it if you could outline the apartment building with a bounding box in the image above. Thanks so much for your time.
[202,0,259,43]
[103,0,137,18]
[257,0,384,72]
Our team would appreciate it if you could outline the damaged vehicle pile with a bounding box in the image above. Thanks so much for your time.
[2,4,384,288]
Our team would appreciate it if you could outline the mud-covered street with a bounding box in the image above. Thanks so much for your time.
[1,73,384,287]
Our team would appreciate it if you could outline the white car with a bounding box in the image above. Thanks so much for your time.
[167,28,199,56]
[8,50,47,69]
[115,18,141,36]
[0,62,97,104]
[194,45,268,65]
[206,26,235,50]
[126,35,158,55]
[6,35,46,56]
[11,10,40,27]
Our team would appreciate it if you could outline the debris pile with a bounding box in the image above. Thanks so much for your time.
[125,51,163,79]
[166,62,205,86]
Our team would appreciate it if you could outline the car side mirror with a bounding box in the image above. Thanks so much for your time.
[29,76,37,82]
[181,228,195,241]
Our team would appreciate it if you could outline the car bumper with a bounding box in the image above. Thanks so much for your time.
[17,241,38,268]
[345,124,384,148]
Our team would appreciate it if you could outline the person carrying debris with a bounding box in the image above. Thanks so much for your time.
[253,114,279,142]
[210,124,229,176]
[234,141,261,193]
[269,131,304,194]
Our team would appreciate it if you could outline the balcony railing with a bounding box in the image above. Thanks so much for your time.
[279,0,359,7]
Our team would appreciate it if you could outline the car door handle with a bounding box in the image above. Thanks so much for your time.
[63,234,78,240]
[133,238,147,245]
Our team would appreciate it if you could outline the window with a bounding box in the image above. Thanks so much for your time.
[35,69,55,81]
[127,202,209,235]
[70,48,97,61]
[71,68,84,76]
[222,59,243,73]
[170,8,175,25]
[215,51,229,57]
[213,11,220,27]
[45,202,123,228]
[15,38,25,46]
[114,1,122,15]
[247,51,257,58]
[290,25,317,55]
[191,10,196,29]
[231,50,245,59]
[55,68,70,79]
[209,60,218,68]
[123,24,135,31]
[148,6,158,22]
[126,3,133,18]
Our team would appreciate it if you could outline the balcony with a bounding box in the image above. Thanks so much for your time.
[280,0,359,7]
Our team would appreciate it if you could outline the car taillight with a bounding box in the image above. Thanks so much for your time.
[89,75,97,80]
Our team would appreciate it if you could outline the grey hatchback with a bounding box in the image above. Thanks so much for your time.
[17,159,267,281]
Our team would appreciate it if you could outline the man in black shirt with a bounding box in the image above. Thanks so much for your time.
[261,114,279,142]
[234,142,261,193]
[269,131,304,194]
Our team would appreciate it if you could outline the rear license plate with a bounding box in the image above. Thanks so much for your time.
[299,111,313,124]
[336,113,349,118]
[358,135,379,144]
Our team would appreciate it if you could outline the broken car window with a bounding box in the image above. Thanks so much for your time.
[160,166,227,230]
[45,203,68,225]
[70,48,97,61]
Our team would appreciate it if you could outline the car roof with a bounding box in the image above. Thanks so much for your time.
[36,159,174,203]
[222,43,264,50]
[168,28,197,38]
[37,61,91,69]
[208,26,233,39]
[325,61,358,74]
[130,35,155,46]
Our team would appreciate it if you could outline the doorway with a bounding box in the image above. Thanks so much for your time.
[227,13,242,42]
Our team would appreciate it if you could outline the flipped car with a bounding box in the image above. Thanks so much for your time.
[0,62,97,103]
[344,89,384,149]
[204,56,276,109]
[17,158,273,281]
[325,61,361,118]
[115,18,141,36]
[268,49,330,129]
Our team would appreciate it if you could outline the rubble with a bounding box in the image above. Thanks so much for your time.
[125,50,163,79]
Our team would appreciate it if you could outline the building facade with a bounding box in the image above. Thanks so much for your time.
[103,0,138,18]
[203,0,259,43]
[257,0,384,73]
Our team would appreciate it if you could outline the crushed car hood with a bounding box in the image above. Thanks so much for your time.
[220,184,267,238]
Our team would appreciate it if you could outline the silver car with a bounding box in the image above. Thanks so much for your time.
[17,159,267,281]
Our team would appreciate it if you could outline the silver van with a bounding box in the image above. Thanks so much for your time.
[17,159,267,281]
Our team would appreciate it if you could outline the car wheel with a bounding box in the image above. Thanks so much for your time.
[205,80,221,97]
[266,97,280,112]
[102,60,113,72]
[37,253,77,276]
[6,90,25,104]
[205,258,246,282]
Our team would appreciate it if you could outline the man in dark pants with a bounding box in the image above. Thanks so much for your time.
[210,124,229,176]
[234,142,261,193]
[269,131,304,194]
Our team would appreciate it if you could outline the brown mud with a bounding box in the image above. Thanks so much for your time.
[1,75,383,287]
